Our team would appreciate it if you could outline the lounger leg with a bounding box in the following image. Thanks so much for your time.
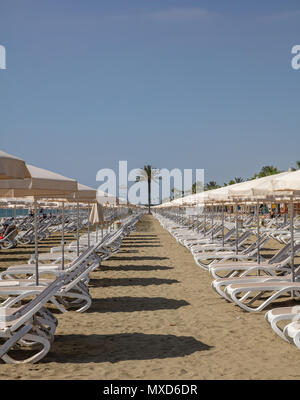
[270,315,295,342]
[1,333,51,364]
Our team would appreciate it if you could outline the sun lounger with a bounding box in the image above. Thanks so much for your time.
[225,280,300,312]
[282,320,300,348]
[0,276,64,363]
[265,306,300,341]
[209,241,300,279]
[212,266,300,301]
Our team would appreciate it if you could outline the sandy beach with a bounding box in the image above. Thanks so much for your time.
[0,214,300,379]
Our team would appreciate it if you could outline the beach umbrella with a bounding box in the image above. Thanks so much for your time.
[253,170,300,283]
[205,185,244,254]
[228,172,292,265]
[205,199,240,253]
[187,191,207,234]
[180,192,208,230]
[0,164,78,285]
[0,150,31,180]
[87,203,91,247]
[45,183,98,257]
[220,202,225,247]
[96,191,118,233]
[227,172,290,200]
[0,164,77,197]
[66,183,98,203]
[89,202,104,225]
[89,202,104,241]
[74,184,97,255]
[70,186,97,248]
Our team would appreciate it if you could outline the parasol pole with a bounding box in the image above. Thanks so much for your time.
[61,201,65,270]
[76,200,80,256]
[222,202,225,248]
[257,200,261,265]
[101,205,104,240]
[211,205,214,242]
[203,206,206,236]
[290,195,295,283]
[87,202,91,247]
[235,202,239,255]
[34,198,39,286]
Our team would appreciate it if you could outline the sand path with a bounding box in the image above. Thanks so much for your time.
[0,214,300,379]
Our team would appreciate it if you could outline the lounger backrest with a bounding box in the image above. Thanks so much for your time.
[267,242,290,264]
[222,227,236,240]
[3,274,66,330]
[204,223,220,236]
[100,227,124,245]
[195,221,205,232]
[245,233,269,251]
[63,242,102,273]
[272,242,300,266]
[247,235,271,255]
[0,228,17,242]
[211,225,223,236]
[236,230,252,247]
[239,232,268,255]
[63,259,99,291]
[287,243,300,262]
[62,258,91,286]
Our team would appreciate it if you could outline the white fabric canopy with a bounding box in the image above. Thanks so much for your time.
[45,183,97,203]
[254,170,300,196]
[228,172,290,200]
[89,203,104,225]
[73,183,97,202]
[205,181,252,202]
[0,150,31,180]
[0,164,78,197]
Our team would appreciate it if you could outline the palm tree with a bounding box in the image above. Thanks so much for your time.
[191,181,204,194]
[138,165,159,214]
[252,165,280,178]
[234,177,244,183]
[205,181,220,190]
[225,177,243,186]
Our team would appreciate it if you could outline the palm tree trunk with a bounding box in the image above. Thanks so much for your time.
[148,178,151,214]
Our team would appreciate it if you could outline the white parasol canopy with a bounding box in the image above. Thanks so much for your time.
[89,203,104,225]
[0,164,78,285]
[228,172,291,200]
[0,164,78,197]
[252,170,300,197]
[0,150,31,180]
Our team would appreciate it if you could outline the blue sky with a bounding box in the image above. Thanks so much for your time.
[0,0,300,190]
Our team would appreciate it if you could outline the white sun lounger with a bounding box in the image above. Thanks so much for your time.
[0,277,64,364]
[225,281,300,312]
[265,306,300,341]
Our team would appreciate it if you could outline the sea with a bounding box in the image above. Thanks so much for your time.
[0,208,63,218]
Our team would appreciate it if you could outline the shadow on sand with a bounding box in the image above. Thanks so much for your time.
[89,277,179,288]
[99,264,172,272]
[109,256,169,261]
[128,235,158,239]
[87,296,189,313]
[44,333,212,363]
[120,244,162,248]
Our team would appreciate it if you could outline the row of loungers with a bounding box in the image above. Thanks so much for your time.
[0,214,142,363]
[0,212,91,249]
[154,210,300,351]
